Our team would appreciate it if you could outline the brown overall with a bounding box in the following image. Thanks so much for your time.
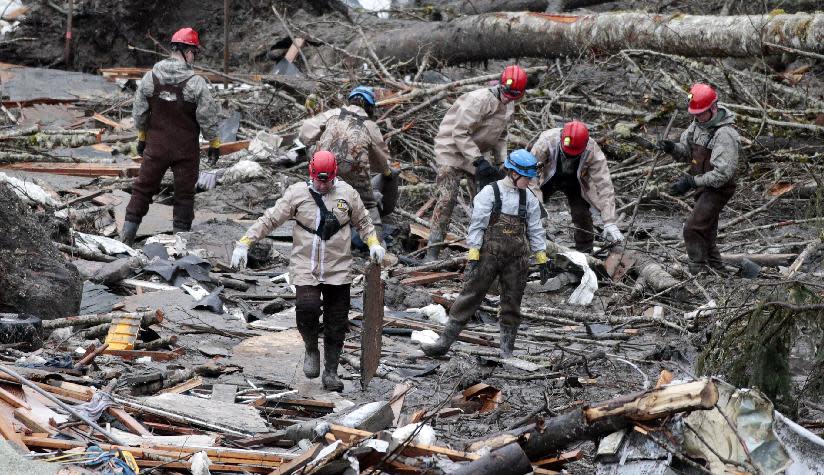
[685,132,736,268]
[126,75,201,231]
[448,198,529,329]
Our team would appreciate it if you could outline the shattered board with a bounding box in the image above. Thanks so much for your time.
[0,63,119,104]
[361,262,383,390]
[138,393,269,434]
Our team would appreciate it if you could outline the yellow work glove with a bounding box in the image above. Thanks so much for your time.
[464,248,480,278]
[535,251,551,285]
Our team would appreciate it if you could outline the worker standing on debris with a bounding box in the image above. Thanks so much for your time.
[121,27,221,245]
[422,149,550,359]
[658,83,739,273]
[531,120,622,253]
[230,151,385,392]
[425,65,527,261]
[299,86,395,243]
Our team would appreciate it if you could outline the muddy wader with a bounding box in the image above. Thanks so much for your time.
[684,129,736,272]
[423,183,530,358]
[125,75,200,237]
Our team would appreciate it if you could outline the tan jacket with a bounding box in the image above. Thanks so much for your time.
[299,105,391,176]
[241,179,376,286]
[531,128,618,225]
[433,88,513,175]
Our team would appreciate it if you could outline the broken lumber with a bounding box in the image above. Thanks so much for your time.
[0,162,140,177]
[465,378,718,460]
[354,13,824,65]
[42,309,163,330]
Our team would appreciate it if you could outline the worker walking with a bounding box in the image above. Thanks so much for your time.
[422,150,550,359]
[299,86,395,242]
[230,151,385,392]
[658,83,739,273]
[531,120,623,253]
[425,65,528,261]
[121,27,221,245]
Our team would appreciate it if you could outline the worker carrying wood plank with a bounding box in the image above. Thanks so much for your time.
[230,151,386,392]
[424,65,528,262]
[422,149,550,359]
[531,120,623,253]
[121,28,222,245]
[657,83,740,273]
[299,86,396,245]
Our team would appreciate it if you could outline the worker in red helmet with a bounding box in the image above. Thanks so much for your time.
[121,27,222,246]
[425,65,528,261]
[230,151,385,392]
[532,120,622,253]
[658,83,739,273]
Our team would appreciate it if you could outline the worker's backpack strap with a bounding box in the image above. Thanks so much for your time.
[295,189,346,241]
[518,188,527,222]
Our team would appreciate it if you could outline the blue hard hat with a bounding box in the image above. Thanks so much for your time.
[504,149,538,178]
[348,86,375,105]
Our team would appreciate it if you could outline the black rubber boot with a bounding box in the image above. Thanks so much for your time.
[120,221,139,246]
[321,340,344,392]
[499,322,519,359]
[298,324,321,379]
[422,319,465,357]
[423,232,444,263]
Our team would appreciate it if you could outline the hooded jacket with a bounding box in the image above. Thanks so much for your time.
[433,88,513,175]
[531,128,618,225]
[240,179,377,286]
[671,106,739,188]
[132,58,221,142]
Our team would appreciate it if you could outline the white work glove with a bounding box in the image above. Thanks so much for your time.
[369,243,386,263]
[231,242,249,269]
[602,223,624,243]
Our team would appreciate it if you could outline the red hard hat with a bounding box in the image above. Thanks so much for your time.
[171,28,200,48]
[560,120,589,156]
[309,151,338,181]
[500,65,528,100]
[687,83,717,115]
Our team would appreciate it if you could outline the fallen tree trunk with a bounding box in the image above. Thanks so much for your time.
[464,378,718,460]
[353,12,824,64]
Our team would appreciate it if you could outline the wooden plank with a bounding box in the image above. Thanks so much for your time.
[0,407,26,450]
[0,386,29,409]
[361,262,384,390]
[107,407,151,436]
[13,408,56,435]
[200,140,251,156]
[533,449,583,467]
[0,162,140,177]
[92,112,122,130]
[211,384,238,403]
[400,271,461,286]
[103,348,185,361]
[139,461,272,474]
[269,443,322,475]
[160,376,203,394]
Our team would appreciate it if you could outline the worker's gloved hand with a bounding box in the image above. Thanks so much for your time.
[231,241,249,269]
[464,248,480,280]
[535,251,551,285]
[671,175,696,196]
[136,140,146,156]
[207,147,220,166]
[602,223,624,243]
[472,157,502,190]
[369,243,386,263]
[383,168,398,181]
[657,140,675,154]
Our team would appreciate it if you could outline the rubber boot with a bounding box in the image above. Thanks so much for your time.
[499,322,519,359]
[120,221,139,246]
[298,323,321,379]
[321,340,344,392]
[421,319,465,357]
[423,231,444,263]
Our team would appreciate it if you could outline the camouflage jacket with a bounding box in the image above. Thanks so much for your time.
[132,58,221,141]
[671,106,739,188]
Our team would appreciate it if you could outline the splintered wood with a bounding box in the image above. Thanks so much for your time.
[361,262,384,390]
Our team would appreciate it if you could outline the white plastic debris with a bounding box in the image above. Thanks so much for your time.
[181,282,210,300]
[410,329,439,346]
[684,300,717,320]
[73,230,138,257]
[0,172,60,207]
[221,160,266,185]
[408,303,448,324]
[75,346,87,355]
[145,233,188,257]
[248,131,283,159]
[135,356,152,364]
[392,423,436,446]
[562,251,598,305]
[190,451,212,475]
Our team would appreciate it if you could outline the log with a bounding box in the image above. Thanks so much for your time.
[722,253,797,267]
[452,442,533,475]
[353,12,824,65]
[42,309,163,330]
[465,378,718,460]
